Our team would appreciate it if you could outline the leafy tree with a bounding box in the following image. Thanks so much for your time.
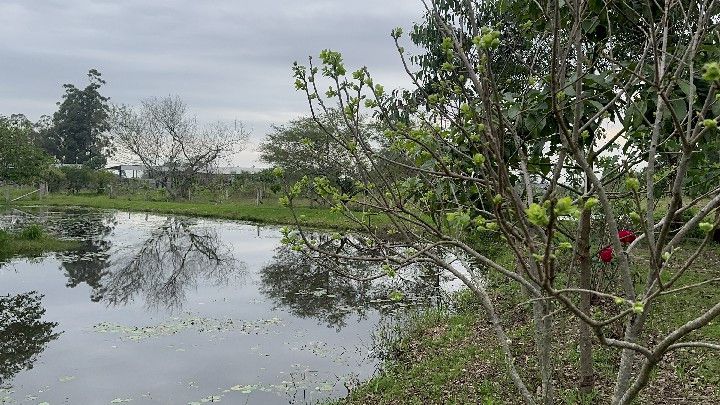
[42,69,111,169]
[56,166,116,194]
[409,1,546,98]
[285,1,720,404]
[0,116,52,184]
[259,113,358,191]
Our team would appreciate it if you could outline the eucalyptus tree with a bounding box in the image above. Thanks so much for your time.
[41,69,112,169]
[284,0,720,403]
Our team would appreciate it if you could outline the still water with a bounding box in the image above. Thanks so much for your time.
[0,208,445,404]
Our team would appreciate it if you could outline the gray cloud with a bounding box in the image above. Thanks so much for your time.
[0,0,424,165]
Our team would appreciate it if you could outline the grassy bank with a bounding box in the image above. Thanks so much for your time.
[9,193,379,230]
[344,295,509,404]
[342,241,720,404]
[0,225,80,261]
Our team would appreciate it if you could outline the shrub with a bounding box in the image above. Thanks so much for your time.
[0,229,9,244]
[19,224,44,240]
[46,166,118,194]
[45,166,67,193]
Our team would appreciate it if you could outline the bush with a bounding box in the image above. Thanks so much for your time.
[46,166,118,194]
[45,166,67,193]
[19,224,44,240]
[92,170,116,194]
[62,166,92,193]
[678,208,709,239]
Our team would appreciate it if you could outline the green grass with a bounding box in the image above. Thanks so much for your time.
[0,185,38,202]
[341,240,720,404]
[8,192,381,231]
[643,242,720,390]
[0,226,80,261]
[342,302,507,405]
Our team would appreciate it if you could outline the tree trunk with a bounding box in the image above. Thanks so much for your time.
[577,206,595,394]
[533,300,554,404]
[521,260,555,404]
[612,315,645,403]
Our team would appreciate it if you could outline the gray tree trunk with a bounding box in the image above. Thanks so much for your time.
[532,300,554,404]
[577,206,595,394]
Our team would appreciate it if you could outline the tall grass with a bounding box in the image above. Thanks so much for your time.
[0,224,78,261]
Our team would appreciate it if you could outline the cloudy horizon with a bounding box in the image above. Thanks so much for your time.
[0,0,424,166]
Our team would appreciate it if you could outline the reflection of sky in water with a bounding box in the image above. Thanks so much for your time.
[2,208,431,404]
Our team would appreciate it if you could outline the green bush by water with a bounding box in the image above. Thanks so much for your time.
[0,224,78,261]
[19,224,44,240]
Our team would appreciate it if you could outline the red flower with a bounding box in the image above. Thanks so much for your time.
[618,229,636,245]
[599,246,614,263]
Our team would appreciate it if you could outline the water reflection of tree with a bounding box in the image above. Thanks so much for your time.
[102,218,243,310]
[0,292,60,387]
[56,210,117,302]
[260,237,444,330]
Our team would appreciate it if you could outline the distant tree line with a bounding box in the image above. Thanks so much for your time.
[0,69,112,192]
[1,69,250,200]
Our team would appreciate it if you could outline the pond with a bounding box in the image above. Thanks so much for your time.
[0,208,449,404]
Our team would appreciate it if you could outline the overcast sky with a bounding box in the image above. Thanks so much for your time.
[0,0,423,166]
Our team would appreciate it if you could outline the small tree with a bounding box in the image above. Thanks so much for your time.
[57,166,116,194]
[110,95,248,200]
[284,1,720,404]
[0,116,52,186]
[259,113,359,192]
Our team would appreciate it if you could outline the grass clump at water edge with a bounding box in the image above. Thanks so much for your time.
[0,224,79,261]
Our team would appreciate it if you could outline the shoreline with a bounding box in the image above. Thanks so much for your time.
[8,193,369,231]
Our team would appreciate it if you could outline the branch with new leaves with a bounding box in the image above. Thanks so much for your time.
[281,1,720,404]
